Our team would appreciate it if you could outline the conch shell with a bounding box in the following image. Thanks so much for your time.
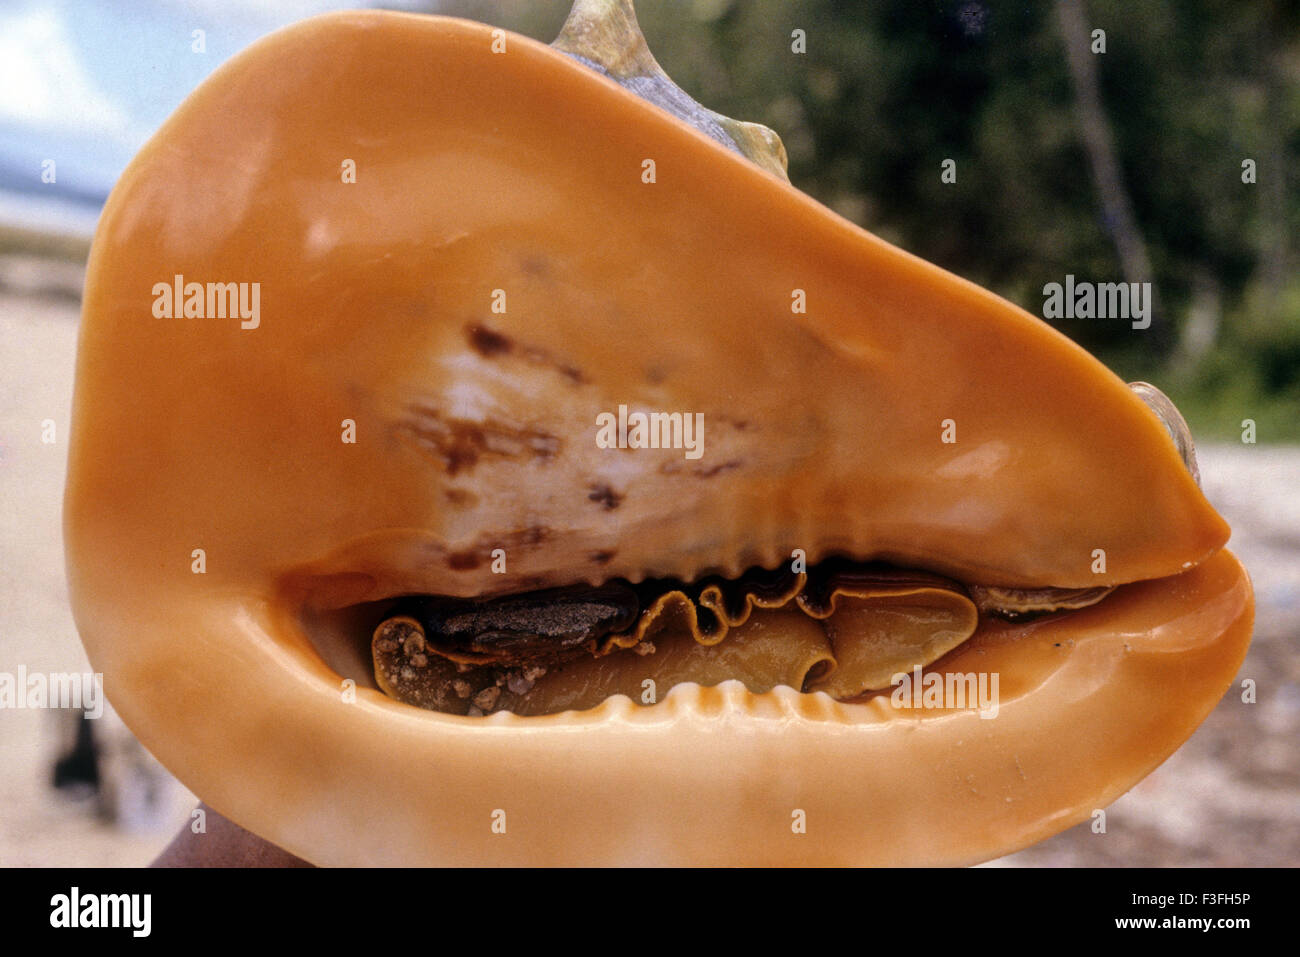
[64,2,1253,865]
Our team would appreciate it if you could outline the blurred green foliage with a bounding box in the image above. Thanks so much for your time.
[418,0,1299,440]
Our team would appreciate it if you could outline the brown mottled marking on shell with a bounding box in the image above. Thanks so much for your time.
[464,323,587,384]
[400,402,560,475]
[587,483,623,509]
[466,324,511,357]
[443,488,478,508]
[520,255,548,276]
[644,364,668,384]
[694,459,742,478]
[516,525,549,546]
[657,458,743,477]
[717,416,750,431]
[518,345,585,384]
[443,526,553,568]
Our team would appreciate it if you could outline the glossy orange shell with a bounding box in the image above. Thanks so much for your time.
[64,11,1251,865]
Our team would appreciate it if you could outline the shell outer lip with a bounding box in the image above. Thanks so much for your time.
[145,547,1253,865]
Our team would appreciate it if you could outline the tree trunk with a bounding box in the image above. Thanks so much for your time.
[1056,1,1168,353]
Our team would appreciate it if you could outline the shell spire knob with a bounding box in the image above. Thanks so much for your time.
[552,0,790,179]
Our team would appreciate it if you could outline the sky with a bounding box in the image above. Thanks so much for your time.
[0,0,409,236]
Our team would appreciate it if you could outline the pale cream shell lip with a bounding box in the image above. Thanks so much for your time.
[70,547,1251,866]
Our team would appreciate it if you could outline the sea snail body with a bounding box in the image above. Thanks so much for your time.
[65,3,1253,865]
